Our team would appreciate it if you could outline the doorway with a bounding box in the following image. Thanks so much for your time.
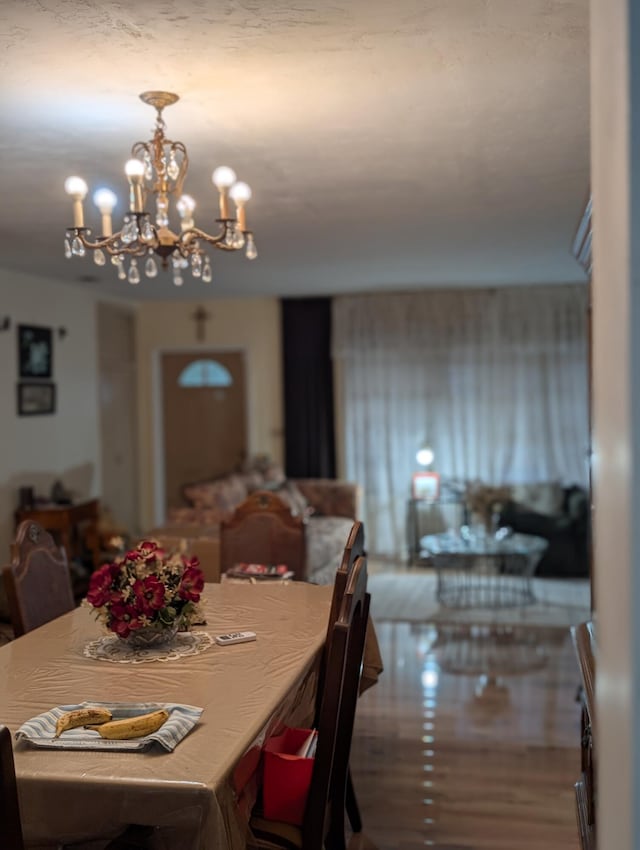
[160,350,247,512]
[97,303,139,536]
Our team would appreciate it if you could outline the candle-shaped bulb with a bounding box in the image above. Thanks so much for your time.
[176,194,196,231]
[212,166,237,219]
[229,181,252,203]
[212,166,236,190]
[64,176,88,199]
[176,194,196,215]
[93,188,117,237]
[125,159,145,212]
[64,176,89,228]
[125,159,145,179]
[229,181,251,231]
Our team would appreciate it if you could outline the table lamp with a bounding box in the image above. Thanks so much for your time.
[416,442,435,468]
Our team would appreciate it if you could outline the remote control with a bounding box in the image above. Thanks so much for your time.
[215,631,257,646]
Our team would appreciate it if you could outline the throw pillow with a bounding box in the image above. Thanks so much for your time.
[183,481,221,509]
[511,482,564,517]
[265,481,311,518]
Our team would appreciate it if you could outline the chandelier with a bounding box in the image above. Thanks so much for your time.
[63,91,257,286]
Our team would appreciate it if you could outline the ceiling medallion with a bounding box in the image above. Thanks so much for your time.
[63,91,257,287]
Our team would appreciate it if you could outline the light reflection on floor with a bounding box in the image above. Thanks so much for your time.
[350,620,581,850]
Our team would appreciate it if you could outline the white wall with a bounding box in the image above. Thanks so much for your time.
[592,0,640,846]
[0,269,101,559]
[135,297,283,531]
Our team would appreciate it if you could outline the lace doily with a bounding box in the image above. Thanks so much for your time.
[83,631,214,664]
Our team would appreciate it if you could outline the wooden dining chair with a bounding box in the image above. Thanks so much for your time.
[220,491,307,580]
[0,725,25,850]
[324,521,365,659]
[318,521,366,834]
[3,520,75,637]
[249,554,370,850]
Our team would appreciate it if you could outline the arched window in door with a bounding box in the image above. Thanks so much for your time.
[178,359,233,388]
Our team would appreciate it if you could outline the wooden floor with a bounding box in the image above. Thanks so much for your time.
[350,620,581,850]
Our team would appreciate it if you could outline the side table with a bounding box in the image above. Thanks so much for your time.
[14,499,101,570]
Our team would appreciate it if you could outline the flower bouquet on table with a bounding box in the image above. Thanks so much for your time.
[85,540,205,647]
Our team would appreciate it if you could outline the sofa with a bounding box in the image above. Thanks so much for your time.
[465,480,590,578]
[156,460,361,585]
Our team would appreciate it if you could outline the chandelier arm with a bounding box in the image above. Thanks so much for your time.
[178,225,234,250]
[66,229,156,256]
[102,242,153,257]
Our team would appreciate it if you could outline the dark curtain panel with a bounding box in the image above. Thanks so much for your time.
[282,298,336,478]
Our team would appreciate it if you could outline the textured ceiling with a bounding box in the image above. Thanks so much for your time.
[0,0,589,300]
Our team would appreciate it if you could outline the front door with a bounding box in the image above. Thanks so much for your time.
[161,351,247,512]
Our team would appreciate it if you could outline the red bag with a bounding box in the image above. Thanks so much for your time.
[262,727,315,826]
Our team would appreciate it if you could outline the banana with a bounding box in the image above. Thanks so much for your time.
[85,708,170,740]
[55,707,113,738]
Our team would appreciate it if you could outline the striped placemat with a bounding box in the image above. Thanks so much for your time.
[15,701,203,752]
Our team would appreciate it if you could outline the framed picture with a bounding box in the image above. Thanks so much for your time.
[412,471,440,501]
[18,324,53,379]
[17,381,56,416]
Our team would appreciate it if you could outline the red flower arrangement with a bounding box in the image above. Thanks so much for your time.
[86,540,205,639]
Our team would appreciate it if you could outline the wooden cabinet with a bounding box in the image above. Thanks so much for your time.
[14,499,101,570]
[571,621,596,850]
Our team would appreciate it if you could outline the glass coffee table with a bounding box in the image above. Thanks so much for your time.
[420,529,548,608]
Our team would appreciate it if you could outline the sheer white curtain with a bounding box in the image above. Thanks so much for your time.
[332,286,589,559]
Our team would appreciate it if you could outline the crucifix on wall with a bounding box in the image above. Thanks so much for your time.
[190,305,211,342]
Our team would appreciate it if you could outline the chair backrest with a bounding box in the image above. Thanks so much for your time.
[149,534,221,583]
[0,725,25,850]
[327,521,365,639]
[303,554,369,848]
[314,521,365,720]
[3,521,74,637]
[219,491,307,580]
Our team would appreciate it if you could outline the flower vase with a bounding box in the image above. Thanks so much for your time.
[121,621,180,649]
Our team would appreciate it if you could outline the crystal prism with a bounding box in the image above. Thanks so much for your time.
[245,234,258,260]
[155,196,169,228]
[233,230,246,249]
[145,256,158,278]
[93,249,106,266]
[128,260,141,285]
[173,273,184,287]
[121,220,137,245]
[117,263,127,281]
[167,153,180,180]
[191,254,203,278]
[71,236,85,257]
[141,220,155,242]
[64,238,72,259]
[202,262,213,283]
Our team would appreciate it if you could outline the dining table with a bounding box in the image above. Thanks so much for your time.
[0,581,344,850]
